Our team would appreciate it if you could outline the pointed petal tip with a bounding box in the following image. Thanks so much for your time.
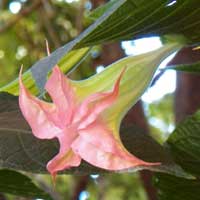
[113,66,126,93]
[19,65,23,75]
[47,163,58,185]
[46,150,82,179]
[53,65,61,73]
[46,65,61,83]
[19,65,24,87]
[51,172,57,188]
[136,160,161,167]
[75,67,127,128]
[45,39,50,56]
[72,124,161,171]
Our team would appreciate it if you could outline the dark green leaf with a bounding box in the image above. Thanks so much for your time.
[154,173,200,200]
[166,61,200,73]
[0,93,58,173]
[167,111,200,176]
[119,125,187,177]
[0,169,52,199]
[79,0,199,46]
[86,0,118,24]
[0,93,188,177]
[30,0,200,91]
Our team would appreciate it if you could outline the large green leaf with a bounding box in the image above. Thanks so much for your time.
[0,93,57,172]
[154,173,200,200]
[85,0,118,24]
[0,169,52,199]
[81,0,200,45]
[29,0,199,91]
[167,111,200,177]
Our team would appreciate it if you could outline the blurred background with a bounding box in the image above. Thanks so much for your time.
[0,0,200,200]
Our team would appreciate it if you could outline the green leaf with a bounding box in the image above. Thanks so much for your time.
[86,0,118,25]
[165,61,200,73]
[0,93,57,172]
[80,0,198,46]
[167,111,200,177]
[0,92,188,177]
[0,169,52,199]
[29,0,200,91]
[119,126,187,177]
[154,173,200,200]
[0,47,90,96]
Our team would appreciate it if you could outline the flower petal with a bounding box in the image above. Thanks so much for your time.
[19,67,61,139]
[47,149,81,176]
[72,120,159,170]
[74,68,126,129]
[47,127,81,176]
[45,66,76,127]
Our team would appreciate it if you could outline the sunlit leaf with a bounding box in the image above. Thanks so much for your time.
[167,111,200,176]
[0,47,90,95]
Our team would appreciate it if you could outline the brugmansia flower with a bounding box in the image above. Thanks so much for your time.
[19,40,182,178]
[19,65,159,178]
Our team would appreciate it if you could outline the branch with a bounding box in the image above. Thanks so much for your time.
[75,0,87,34]
[0,0,42,33]
[38,0,61,48]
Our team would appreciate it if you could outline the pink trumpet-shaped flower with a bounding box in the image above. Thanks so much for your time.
[19,66,158,178]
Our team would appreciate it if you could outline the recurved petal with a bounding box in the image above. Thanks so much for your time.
[45,66,76,127]
[19,67,61,139]
[47,126,81,176]
[74,68,126,129]
[47,149,81,177]
[72,120,159,170]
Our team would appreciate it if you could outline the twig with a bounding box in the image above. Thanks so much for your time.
[75,0,87,34]
[0,0,42,33]
[38,0,61,48]
[0,0,8,9]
